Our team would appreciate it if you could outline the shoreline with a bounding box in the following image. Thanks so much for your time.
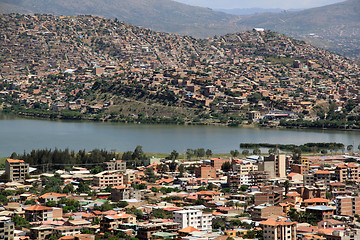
[2,110,359,132]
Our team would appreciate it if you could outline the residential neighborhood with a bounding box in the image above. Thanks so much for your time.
[0,14,359,128]
[1,148,360,239]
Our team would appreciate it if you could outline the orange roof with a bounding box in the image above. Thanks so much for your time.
[59,236,74,240]
[286,192,300,197]
[40,192,67,198]
[25,205,52,211]
[336,164,347,168]
[287,172,299,177]
[179,226,200,233]
[7,159,25,163]
[260,219,296,226]
[304,198,329,203]
[112,186,129,190]
[197,191,220,195]
[315,170,330,174]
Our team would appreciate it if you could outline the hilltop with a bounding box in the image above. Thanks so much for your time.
[1,0,360,59]
[0,0,244,38]
[0,14,359,129]
[236,0,360,59]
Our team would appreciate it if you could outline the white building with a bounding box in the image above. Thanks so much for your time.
[173,210,212,231]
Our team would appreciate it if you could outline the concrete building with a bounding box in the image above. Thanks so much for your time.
[260,218,297,240]
[5,159,29,182]
[252,205,283,221]
[232,162,258,174]
[103,159,126,172]
[259,154,286,179]
[173,210,212,231]
[210,158,230,169]
[25,205,53,222]
[93,171,124,187]
[195,166,216,179]
[335,164,359,182]
[249,111,261,120]
[111,186,143,201]
[0,216,14,240]
[335,196,360,217]
[228,173,250,191]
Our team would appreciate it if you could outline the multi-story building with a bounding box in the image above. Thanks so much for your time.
[195,166,216,179]
[111,186,143,201]
[260,218,297,240]
[324,229,360,240]
[335,196,360,216]
[53,226,82,237]
[93,171,124,187]
[335,164,359,182]
[123,170,137,185]
[0,216,14,240]
[25,205,53,222]
[252,205,283,221]
[254,190,283,205]
[248,171,269,186]
[228,173,250,191]
[291,159,310,175]
[103,159,126,172]
[5,158,29,182]
[173,210,212,231]
[100,213,136,233]
[259,154,286,179]
[210,158,230,169]
[232,162,258,174]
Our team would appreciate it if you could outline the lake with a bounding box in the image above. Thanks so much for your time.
[0,117,359,156]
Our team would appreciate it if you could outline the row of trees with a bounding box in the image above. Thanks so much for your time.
[11,148,119,170]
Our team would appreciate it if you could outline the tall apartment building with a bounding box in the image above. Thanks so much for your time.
[93,171,124,187]
[335,196,360,216]
[173,210,212,231]
[335,164,359,182]
[103,159,126,172]
[260,218,297,240]
[0,216,14,240]
[5,159,29,182]
[259,154,286,179]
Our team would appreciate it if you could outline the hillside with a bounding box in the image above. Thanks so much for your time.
[0,0,244,38]
[236,0,360,59]
[1,14,359,129]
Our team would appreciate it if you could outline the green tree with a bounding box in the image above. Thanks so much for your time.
[221,161,232,173]
[12,215,30,228]
[78,181,91,193]
[242,150,250,156]
[253,148,261,155]
[166,150,179,160]
[284,180,291,195]
[117,201,129,208]
[145,167,156,182]
[63,184,75,194]
[230,150,240,158]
